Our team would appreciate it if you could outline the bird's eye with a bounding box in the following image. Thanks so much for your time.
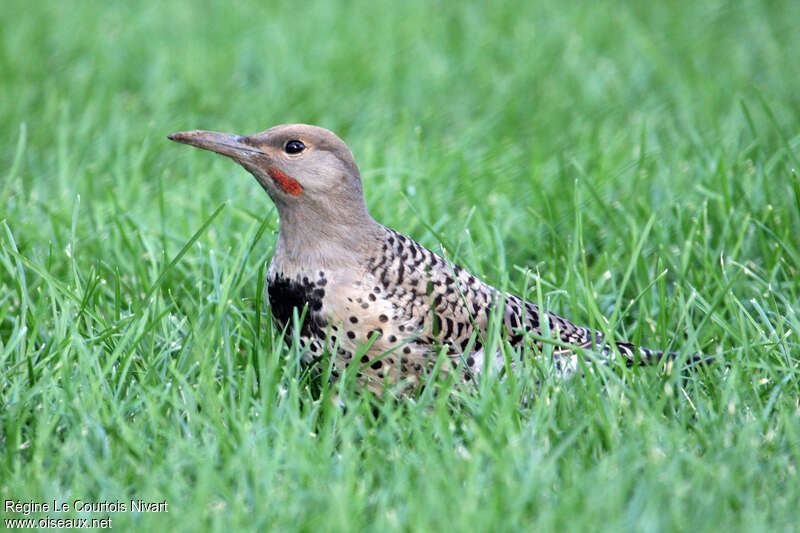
[284,140,306,154]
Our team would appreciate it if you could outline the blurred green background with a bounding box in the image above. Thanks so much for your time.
[4,0,798,263]
[2,1,799,532]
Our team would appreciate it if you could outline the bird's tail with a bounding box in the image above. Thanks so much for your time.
[601,340,711,368]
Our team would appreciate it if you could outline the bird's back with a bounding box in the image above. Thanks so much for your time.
[267,224,673,394]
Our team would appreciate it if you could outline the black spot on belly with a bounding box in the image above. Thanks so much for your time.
[268,273,327,337]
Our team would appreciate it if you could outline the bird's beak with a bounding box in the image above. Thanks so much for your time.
[167,130,261,162]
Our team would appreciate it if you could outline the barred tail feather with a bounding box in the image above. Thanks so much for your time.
[598,340,711,367]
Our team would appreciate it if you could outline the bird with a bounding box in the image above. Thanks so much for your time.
[168,124,704,395]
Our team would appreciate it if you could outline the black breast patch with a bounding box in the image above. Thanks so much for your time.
[267,273,328,338]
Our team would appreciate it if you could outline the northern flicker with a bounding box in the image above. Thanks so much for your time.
[168,124,703,395]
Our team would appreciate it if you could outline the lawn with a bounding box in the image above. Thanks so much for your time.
[2,0,799,531]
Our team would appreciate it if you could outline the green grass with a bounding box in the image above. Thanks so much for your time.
[2,0,800,531]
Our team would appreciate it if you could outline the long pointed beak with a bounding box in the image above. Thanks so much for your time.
[167,130,261,161]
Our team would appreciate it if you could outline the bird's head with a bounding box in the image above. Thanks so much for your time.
[168,124,364,208]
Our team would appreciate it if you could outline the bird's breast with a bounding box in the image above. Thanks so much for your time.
[266,270,329,336]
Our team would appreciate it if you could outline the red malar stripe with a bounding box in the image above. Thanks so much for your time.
[267,168,303,196]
